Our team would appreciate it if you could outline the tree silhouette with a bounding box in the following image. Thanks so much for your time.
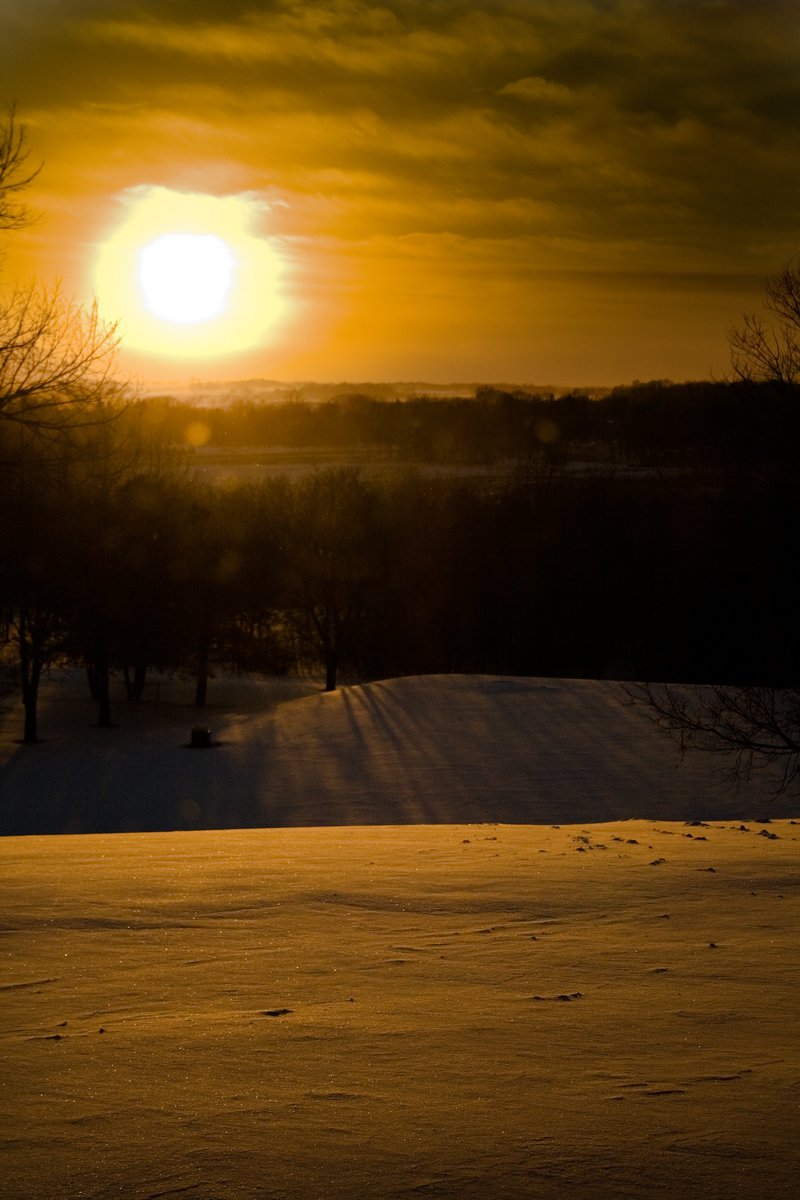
[729,256,800,385]
[0,108,125,434]
[0,283,123,431]
[635,683,800,797]
[0,431,75,741]
[0,106,132,738]
[279,470,387,691]
[0,104,39,233]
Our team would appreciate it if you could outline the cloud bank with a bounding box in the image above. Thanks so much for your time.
[4,0,799,381]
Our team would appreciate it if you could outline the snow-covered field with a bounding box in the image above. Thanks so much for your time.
[1,675,799,1198]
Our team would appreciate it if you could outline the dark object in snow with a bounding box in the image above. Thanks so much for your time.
[189,726,212,749]
[532,992,583,1002]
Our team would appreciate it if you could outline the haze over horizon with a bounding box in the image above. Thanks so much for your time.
[2,0,799,387]
[140,374,608,400]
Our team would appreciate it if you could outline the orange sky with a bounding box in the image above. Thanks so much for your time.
[2,0,799,388]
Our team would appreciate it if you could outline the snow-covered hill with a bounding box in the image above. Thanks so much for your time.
[0,674,792,835]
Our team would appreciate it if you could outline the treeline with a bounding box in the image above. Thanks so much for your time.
[2,400,797,743]
[142,379,800,470]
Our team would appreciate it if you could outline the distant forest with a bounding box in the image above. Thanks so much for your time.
[146,378,800,473]
[2,377,799,740]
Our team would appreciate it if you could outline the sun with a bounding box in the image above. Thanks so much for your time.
[94,187,286,359]
[138,232,235,324]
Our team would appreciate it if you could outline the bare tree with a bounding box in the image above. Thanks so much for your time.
[729,255,800,385]
[0,108,125,433]
[628,255,800,796]
[633,682,800,796]
[0,284,123,429]
[635,255,800,795]
[0,106,131,739]
[280,470,385,691]
[0,103,40,232]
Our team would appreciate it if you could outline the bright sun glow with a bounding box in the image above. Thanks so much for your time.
[139,233,235,323]
[94,187,286,359]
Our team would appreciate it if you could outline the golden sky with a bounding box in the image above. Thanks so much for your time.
[2,0,799,386]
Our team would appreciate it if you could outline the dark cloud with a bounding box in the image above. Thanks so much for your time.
[6,2,797,240]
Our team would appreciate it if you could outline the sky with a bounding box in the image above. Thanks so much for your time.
[1,0,799,388]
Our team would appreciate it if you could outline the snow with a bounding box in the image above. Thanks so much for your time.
[1,674,799,1197]
[0,673,794,834]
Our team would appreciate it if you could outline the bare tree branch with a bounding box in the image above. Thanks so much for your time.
[729,255,800,384]
[0,282,126,430]
[766,260,800,335]
[628,682,800,796]
[0,108,128,433]
[0,104,41,232]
